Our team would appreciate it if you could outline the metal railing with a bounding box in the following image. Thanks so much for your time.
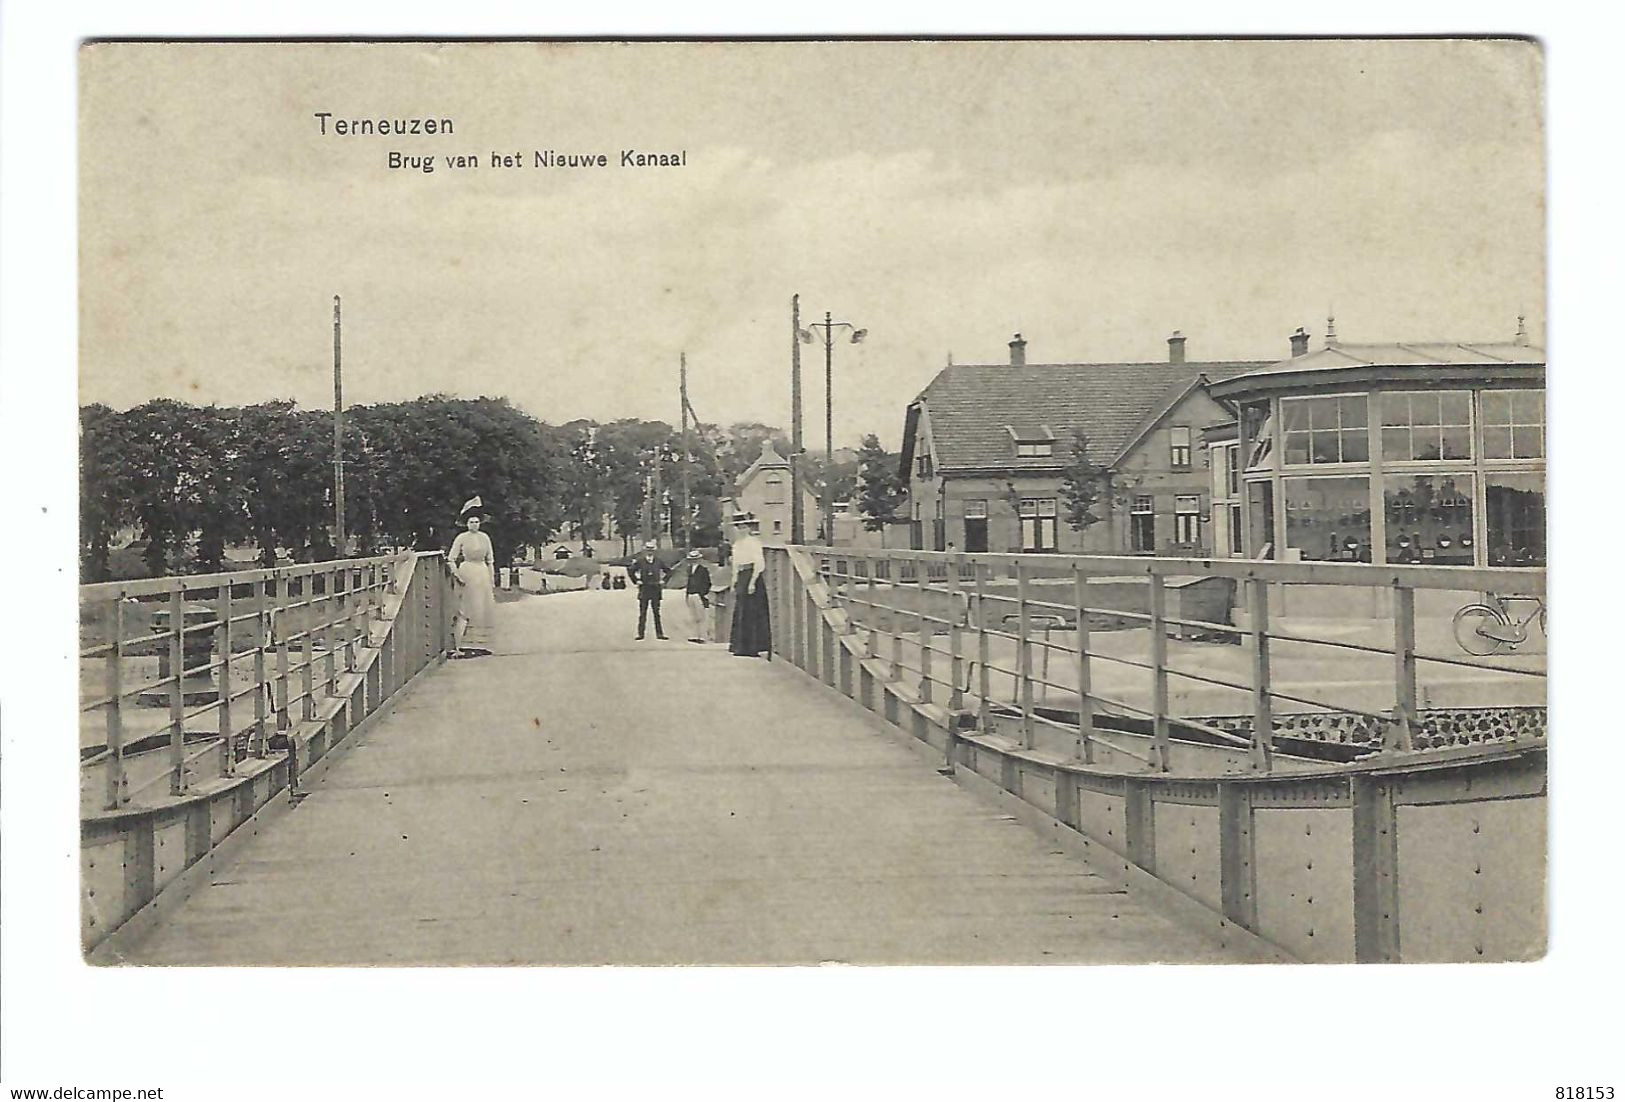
[775,547,1546,774]
[79,552,449,811]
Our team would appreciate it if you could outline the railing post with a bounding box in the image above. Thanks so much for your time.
[1390,583,1417,752]
[888,557,904,681]
[1247,576,1275,772]
[300,576,316,722]
[216,581,235,777]
[103,594,129,809]
[865,556,879,659]
[275,573,292,735]
[1016,561,1034,749]
[323,568,337,696]
[252,577,269,758]
[948,555,965,712]
[167,586,188,796]
[975,561,991,732]
[1148,573,1170,772]
[916,555,933,704]
[1073,563,1094,764]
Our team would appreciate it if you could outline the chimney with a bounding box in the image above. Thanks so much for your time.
[1515,314,1529,346]
[1290,327,1310,357]
[1167,330,1186,364]
[1009,333,1027,367]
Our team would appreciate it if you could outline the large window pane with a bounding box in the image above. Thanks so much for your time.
[1281,395,1368,465]
[1384,474,1475,566]
[1282,476,1371,562]
[1486,473,1545,566]
[1380,389,1474,462]
[1482,389,1545,460]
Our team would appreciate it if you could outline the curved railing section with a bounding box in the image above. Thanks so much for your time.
[79,551,453,956]
[761,545,1546,963]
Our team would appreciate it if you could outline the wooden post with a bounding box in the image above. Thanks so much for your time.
[323,568,337,695]
[865,556,879,659]
[975,561,991,732]
[216,582,235,777]
[168,586,188,796]
[916,555,933,704]
[1390,583,1417,752]
[948,555,965,711]
[888,557,904,680]
[275,574,292,734]
[1248,576,1275,771]
[300,578,316,722]
[103,595,128,809]
[1016,561,1034,749]
[1149,573,1171,771]
[1073,563,1094,764]
[252,578,269,758]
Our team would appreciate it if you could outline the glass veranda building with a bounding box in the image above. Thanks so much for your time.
[1205,339,1546,569]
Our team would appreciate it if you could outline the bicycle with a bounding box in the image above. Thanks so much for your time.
[1452,592,1547,656]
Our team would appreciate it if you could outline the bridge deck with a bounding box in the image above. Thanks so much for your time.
[117,589,1243,965]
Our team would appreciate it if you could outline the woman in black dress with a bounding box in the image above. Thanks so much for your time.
[728,514,771,657]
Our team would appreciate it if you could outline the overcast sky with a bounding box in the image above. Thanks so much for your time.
[79,39,1545,448]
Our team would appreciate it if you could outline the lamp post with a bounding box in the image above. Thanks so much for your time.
[799,312,867,546]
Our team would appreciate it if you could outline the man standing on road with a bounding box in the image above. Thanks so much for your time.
[682,549,713,644]
[628,540,671,640]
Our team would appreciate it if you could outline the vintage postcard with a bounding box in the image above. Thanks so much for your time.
[76,38,1546,969]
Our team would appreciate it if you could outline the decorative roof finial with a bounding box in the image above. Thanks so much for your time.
[1325,310,1338,347]
[1515,314,1529,346]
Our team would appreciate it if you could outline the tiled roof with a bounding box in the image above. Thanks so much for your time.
[913,360,1269,472]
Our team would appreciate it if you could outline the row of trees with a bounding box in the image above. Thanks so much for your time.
[79,398,910,582]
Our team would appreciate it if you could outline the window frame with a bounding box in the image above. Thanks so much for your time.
[1169,426,1192,470]
[1279,392,1371,468]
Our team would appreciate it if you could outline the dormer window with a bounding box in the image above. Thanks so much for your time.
[1007,423,1056,458]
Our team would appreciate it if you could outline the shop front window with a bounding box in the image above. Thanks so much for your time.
[1282,395,1368,465]
[1282,476,1371,562]
[1380,391,1472,462]
[1384,474,1475,566]
[1481,390,1545,460]
[1485,472,1545,566]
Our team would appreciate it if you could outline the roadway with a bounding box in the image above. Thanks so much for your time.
[115,587,1244,965]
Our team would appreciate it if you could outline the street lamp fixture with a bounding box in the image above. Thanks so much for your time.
[799,312,867,546]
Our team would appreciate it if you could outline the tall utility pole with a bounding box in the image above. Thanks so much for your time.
[799,311,866,548]
[822,310,834,547]
[332,295,346,553]
[679,352,692,549]
[790,295,804,544]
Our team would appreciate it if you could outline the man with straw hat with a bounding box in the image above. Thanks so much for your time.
[627,540,671,640]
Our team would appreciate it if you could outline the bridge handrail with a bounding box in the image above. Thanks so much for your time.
[770,545,1545,772]
[79,551,447,812]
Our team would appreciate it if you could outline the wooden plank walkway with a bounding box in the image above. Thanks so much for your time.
[118,588,1244,965]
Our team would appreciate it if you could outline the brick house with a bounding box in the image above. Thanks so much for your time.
[897,333,1272,555]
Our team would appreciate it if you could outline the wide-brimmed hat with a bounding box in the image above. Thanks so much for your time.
[460,495,484,518]
[642,540,657,550]
[686,549,703,559]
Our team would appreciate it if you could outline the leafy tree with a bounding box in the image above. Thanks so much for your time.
[79,404,132,582]
[856,434,906,531]
[1060,430,1109,532]
[118,399,224,576]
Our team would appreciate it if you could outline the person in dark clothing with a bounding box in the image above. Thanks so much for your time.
[627,541,671,640]
[728,515,771,658]
[681,549,714,643]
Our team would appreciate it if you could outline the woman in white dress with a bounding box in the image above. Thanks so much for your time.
[448,500,496,658]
